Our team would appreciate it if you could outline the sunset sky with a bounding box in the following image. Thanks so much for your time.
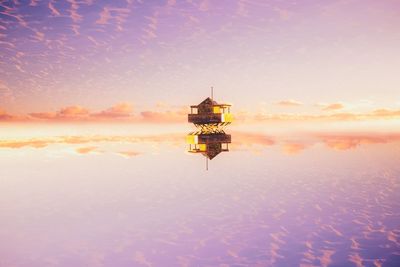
[0,0,400,125]
[2,2,400,266]
[0,0,399,165]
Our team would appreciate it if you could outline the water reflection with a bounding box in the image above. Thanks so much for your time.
[187,132,231,159]
[0,127,399,266]
[1,130,400,156]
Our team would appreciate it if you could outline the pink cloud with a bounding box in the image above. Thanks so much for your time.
[319,134,400,151]
[167,0,176,7]
[48,1,61,16]
[2,102,400,124]
[92,102,133,118]
[348,253,364,267]
[140,109,186,123]
[199,0,209,11]
[0,109,13,120]
[232,131,275,147]
[59,106,90,117]
[275,99,303,106]
[67,0,82,23]
[29,105,89,121]
[244,108,400,122]
[96,7,111,25]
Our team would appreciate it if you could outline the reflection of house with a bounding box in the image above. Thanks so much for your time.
[186,132,231,160]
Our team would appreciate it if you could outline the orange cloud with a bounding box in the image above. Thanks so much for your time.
[140,110,186,123]
[116,151,141,158]
[0,133,183,150]
[0,139,51,149]
[282,143,307,155]
[91,103,133,119]
[322,103,344,111]
[324,139,360,150]
[372,108,400,117]
[232,131,275,147]
[59,106,89,117]
[28,112,57,120]
[2,102,400,124]
[319,134,400,151]
[1,132,400,158]
[76,146,98,154]
[0,109,13,120]
[29,105,90,121]
[275,99,303,106]
[28,103,133,122]
[248,108,400,122]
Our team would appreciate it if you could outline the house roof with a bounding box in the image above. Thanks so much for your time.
[190,97,231,108]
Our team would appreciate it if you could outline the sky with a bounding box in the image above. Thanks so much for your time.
[0,0,400,125]
[1,2,400,266]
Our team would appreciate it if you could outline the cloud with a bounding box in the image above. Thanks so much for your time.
[23,103,187,123]
[140,110,186,123]
[372,108,400,117]
[96,7,111,25]
[0,133,182,152]
[275,99,303,106]
[28,103,134,122]
[0,109,13,121]
[0,139,51,149]
[282,143,307,155]
[28,112,56,120]
[133,251,152,267]
[67,0,82,23]
[48,1,61,16]
[236,0,248,17]
[167,0,176,7]
[141,12,159,42]
[95,7,130,30]
[29,105,90,121]
[319,134,400,151]
[232,131,275,147]
[275,7,293,21]
[247,108,400,122]
[322,103,344,111]
[319,250,335,267]
[199,0,209,11]
[59,106,90,117]
[1,132,399,158]
[323,138,360,150]
[3,102,400,124]
[116,151,141,158]
[348,253,364,267]
[76,146,98,154]
[0,80,15,103]
[91,103,133,119]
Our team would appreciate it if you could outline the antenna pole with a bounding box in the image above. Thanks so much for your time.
[211,86,213,101]
[206,157,208,171]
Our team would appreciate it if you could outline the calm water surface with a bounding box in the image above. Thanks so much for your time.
[1,130,399,267]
